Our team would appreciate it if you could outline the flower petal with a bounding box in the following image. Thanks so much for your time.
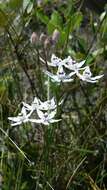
[85,79,98,83]
[22,102,32,110]
[8,116,21,122]
[48,109,57,120]
[63,78,74,82]
[21,107,27,117]
[91,74,104,80]
[50,119,61,123]
[36,109,44,119]
[29,119,42,123]
[11,121,22,126]
[77,60,85,68]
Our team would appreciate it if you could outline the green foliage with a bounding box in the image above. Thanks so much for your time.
[36,9,49,25]
[0,0,107,190]
[23,0,33,14]
[7,0,22,11]
[0,6,8,27]
[47,10,63,33]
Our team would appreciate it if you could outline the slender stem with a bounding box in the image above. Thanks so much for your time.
[47,77,50,101]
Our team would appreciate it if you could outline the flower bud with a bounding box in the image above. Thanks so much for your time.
[30,32,38,44]
[37,0,43,7]
[44,37,52,49]
[39,33,47,43]
[52,29,60,44]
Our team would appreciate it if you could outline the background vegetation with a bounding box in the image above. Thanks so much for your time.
[0,0,107,189]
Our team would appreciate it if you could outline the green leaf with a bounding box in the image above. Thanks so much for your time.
[73,12,83,30]
[0,10,8,27]
[100,16,107,41]
[85,55,95,65]
[23,0,30,11]
[47,10,63,34]
[58,12,83,49]
[7,0,22,11]
[0,81,8,105]
[36,9,49,25]
[21,182,28,190]
[64,12,83,33]
[77,37,87,54]
[27,1,33,14]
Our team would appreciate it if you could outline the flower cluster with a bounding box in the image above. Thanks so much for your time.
[44,54,103,83]
[8,54,103,127]
[8,97,61,126]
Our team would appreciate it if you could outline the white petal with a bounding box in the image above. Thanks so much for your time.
[83,66,92,77]
[44,70,59,81]
[11,121,22,126]
[22,102,32,110]
[85,79,98,83]
[51,75,60,82]
[42,98,56,110]
[52,78,61,83]
[57,65,64,74]
[48,62,57,67]
[91,74,104,80]
[8,116,21,122]
[78,66,87,71]
[26,110,34,118]
[29,119,42,123]
[42,121,49,125]
[58,99,63,105]
[68,71,76,77]
[21,107,27,117]
[33,97,40,104]
[50,119,61,123]
[48,109,57,120]
[51,54,57,63]
[76,72,84,80]
[62,56,72,65]
[63,78,74,82]
[36,109,44,119]
[77,60,85,68]
[64,63,71,69]
[51,97,56,106]
[23,118,30,123]
[51,54,62,66]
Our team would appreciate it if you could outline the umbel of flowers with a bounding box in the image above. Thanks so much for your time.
[8,54,103,126]
[44,54,103,83]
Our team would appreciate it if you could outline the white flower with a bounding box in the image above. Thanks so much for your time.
[30,109,61,125]
[38,97,57,110]
[48,54,63,67]
[63,56,85,72]
[8,107,32,126]
[76,66,104,83]
[39,97,63,110]
[22,97,40,112]
[23,97,61,112]
[44,65,75,83]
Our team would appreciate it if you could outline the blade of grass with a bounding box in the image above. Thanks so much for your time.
[66,156,87,189]
[0,127,33,165]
